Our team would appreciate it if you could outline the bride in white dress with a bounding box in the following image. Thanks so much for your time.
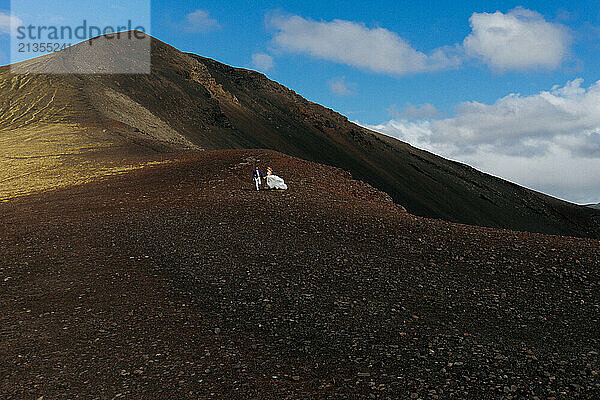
[265,167,288,190]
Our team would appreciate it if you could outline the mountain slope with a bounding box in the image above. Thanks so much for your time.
[1,33,599,237]
[2,150,599,398]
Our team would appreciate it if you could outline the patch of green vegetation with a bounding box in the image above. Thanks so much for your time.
[0,123,168,201]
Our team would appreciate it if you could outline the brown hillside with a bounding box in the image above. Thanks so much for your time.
[2,150,599,398]
[1,33,599,237]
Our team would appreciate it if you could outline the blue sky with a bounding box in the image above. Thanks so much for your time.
[1,1,600,203]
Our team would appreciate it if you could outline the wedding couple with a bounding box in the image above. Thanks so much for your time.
[252,166,288,191]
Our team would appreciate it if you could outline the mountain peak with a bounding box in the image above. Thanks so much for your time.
[11,30,158,74]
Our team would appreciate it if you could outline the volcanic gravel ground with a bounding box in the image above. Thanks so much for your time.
[1,150,599,399]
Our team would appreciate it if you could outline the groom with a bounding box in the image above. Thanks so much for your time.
[252,166,265,191]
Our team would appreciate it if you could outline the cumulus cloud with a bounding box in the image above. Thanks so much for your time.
[463,7,571,70]
[388,103,443,120]
[328,76,353,96]
[433,78,600,155]
[265,8,571,74]
[0,11,22,36]
[361,79,600,203]
[251,53,274,72]
[184,10,220,32]
[268,14,461,75]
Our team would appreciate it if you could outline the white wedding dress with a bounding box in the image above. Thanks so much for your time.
[266,173,288,190]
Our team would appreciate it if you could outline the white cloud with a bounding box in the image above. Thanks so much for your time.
[361,79,600,203]
[463,7,570,70]
[251,53,274,72]
[363,119,455,157]
[265,8,571,74]
[432,78,600,154]
[268,14,461,75]
[184,10,220,33]
[328,76,353,96]
[0,11,22,36]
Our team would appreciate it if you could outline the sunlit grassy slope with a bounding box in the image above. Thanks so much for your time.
[0,54,188,200]
[0,123,173,201]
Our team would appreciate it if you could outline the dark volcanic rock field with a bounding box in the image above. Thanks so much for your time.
[1,150,599,399]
